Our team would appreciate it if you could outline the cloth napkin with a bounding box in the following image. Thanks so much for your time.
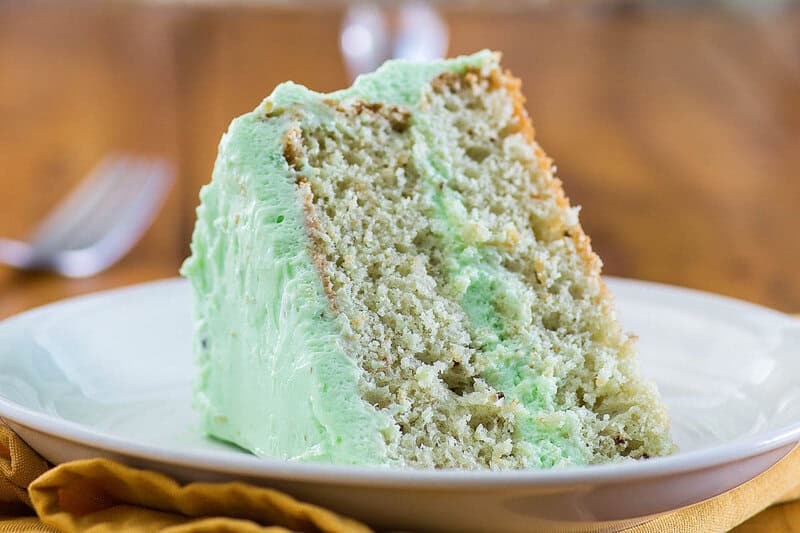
[2,423,799,532]
[0,424,369,533]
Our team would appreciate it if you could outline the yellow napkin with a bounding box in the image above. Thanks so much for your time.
[2,423,800,532]
[0,424,369,532]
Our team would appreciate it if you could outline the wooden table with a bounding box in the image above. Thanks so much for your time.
[1,1,799,531]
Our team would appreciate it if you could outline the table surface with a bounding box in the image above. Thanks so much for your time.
[1,1,799,531]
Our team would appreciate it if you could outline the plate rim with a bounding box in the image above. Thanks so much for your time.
[1,276,799,488]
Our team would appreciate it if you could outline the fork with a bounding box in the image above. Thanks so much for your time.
[0,155,173,278]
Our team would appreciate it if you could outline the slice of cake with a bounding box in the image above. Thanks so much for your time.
[181,50,674,469]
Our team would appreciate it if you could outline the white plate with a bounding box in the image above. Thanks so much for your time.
[0,278,799,532]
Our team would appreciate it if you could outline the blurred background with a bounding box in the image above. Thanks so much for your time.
[0,0,798,318]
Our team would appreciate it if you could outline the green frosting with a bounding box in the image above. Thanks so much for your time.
[427,179,590,467]
[182,50,496,465]
[416,102,591,466]
[181,110,392,463]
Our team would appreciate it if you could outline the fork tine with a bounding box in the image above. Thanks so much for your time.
[52,159,173,277]
[29,156,133,253]
[98,160,173,247]
[0,237,35,270]
[58,159,150,250]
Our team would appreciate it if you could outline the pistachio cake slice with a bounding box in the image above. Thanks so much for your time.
[181,50,674,469]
